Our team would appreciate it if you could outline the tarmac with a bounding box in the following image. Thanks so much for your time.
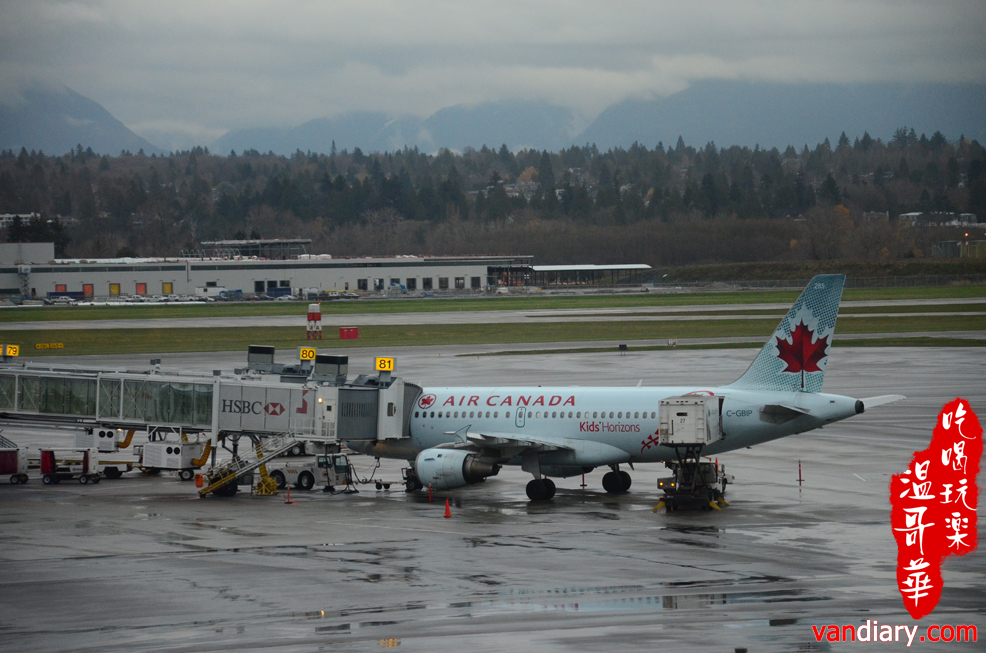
[2,297,984,330]
[1,344,984,651]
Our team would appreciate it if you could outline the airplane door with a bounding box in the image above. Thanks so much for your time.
[515,407,526,428]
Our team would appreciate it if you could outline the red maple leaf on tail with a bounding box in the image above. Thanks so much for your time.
[776,320,829,388]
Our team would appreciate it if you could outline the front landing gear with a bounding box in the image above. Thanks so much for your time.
[526,478,555,501]
[402,467,423,493]
[602,467,631,494]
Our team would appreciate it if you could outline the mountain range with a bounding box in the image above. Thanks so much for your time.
[2,80,984,157]
[0,81,161,156]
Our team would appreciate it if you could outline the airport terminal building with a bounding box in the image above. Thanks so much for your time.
[0,240,650,300]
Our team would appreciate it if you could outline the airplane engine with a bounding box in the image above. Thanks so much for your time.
[414,448,500,490]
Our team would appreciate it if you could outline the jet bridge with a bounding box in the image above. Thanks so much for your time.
[0,348,421,496]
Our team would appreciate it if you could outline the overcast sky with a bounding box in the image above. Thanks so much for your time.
[1,0,984,149]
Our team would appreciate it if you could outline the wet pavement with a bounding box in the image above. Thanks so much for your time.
[3,297,984,331]
[1,346,984,652]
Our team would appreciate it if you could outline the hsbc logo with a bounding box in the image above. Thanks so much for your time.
[221,400,287,416]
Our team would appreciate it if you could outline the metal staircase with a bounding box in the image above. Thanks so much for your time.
[198,434,300,497]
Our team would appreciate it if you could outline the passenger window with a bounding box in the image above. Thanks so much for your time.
[576,411,581,418]
[609,412,614,418]
[618,412,622,418]
[470,411,475,418]
[535,411,540,418]
[506,411,511,418]
[485,411,490,418]
[593,411,597,418]
[454,411,458,418]
[494,412,498,418]
[430,411,435,418]
[415,411,419,418]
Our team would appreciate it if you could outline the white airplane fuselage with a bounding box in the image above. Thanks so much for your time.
[352,385,862,469]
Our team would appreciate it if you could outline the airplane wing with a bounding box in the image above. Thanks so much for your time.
[438,427,629,467]
[439,427,572,453]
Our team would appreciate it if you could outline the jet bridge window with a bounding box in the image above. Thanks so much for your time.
[17,376,97,416]
[0,374,14,410]
[98,378,121,418]
[122,380,213,425]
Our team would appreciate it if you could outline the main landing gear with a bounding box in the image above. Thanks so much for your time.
[526,477,555,501]
[602,466,631,494]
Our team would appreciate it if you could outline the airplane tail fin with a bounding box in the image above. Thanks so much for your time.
[728,274,845,393]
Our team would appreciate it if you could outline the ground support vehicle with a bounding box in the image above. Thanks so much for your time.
[655,460,732,512]
[74,428,141,479]
[40,449,101,484]
[266,454,352,491]
[137,438,211,481]
[1,434,28,483]
[653,396,731,512]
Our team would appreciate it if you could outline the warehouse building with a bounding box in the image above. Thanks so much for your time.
[0,241,538,299]
[0,240,650,300]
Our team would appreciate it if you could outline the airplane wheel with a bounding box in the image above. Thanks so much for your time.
[526,479,552,501]
[602,471,620,494]
[543,478,556,500]
[619,471,632,491]
[270,470,286,489]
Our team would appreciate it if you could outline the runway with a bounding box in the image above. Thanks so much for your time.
[0,345,983,651]
[2,297,984,330]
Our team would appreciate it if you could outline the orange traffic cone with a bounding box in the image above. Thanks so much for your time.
[444,499,451,519]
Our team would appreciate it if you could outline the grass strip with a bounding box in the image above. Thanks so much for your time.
[4,285,985,323]
[467,337,986,357]
[9,314,985,357]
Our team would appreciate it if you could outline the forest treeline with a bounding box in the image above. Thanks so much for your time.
[0,128,983,267]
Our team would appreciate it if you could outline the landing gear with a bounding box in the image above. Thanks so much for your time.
[526,478,556,501]
[602,467,631,494]
[402,467,423,493]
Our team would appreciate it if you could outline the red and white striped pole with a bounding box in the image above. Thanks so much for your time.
[307,303,322,340]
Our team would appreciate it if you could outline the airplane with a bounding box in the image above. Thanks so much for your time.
[347,274,905,501]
